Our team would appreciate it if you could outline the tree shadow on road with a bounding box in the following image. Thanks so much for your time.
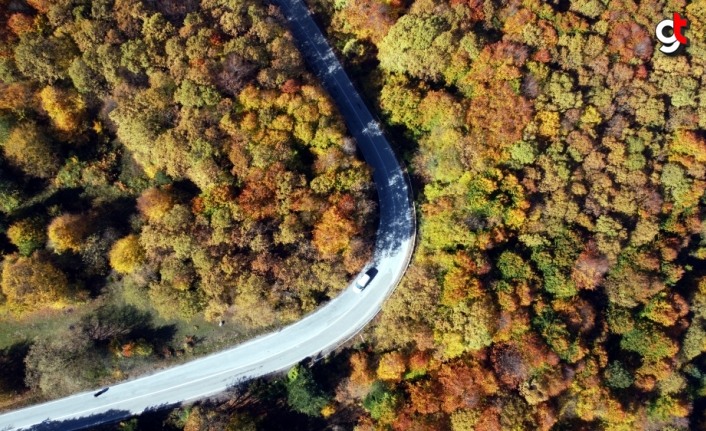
[25,409,132,431]
[270,0,416,265]
[24,403,181,431]
[372,169,416,262]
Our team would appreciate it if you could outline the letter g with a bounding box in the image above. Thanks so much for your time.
[656,18,680,54]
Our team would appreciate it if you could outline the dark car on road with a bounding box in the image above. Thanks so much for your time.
[94,388,109,397]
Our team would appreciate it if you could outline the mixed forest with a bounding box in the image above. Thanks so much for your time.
[129,0,706,430]
[3,0,706,430]
[310,0,706,429]
[0,0,375,407]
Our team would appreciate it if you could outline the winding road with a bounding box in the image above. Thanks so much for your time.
[0,0,415,429]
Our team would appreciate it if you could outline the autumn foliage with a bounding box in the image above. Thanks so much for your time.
[0,0,375,407]
[286,0,706,429]
[1,253,69,312]
[47,213,91,253]
[109,235,145,274]
[3,0,706,427]
[2,122,59,178]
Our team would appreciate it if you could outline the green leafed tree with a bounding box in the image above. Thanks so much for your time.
[378,13,455,82]
[174,79,221,108]
[285,364,331,417]
[0,179,22,214]
[363,380,398,423]
[13,33,76,83]
[604,361,633,390]
[620,324,678,362]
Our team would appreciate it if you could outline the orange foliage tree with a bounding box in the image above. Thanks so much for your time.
[137,187,176,222]
[313,206,358,259]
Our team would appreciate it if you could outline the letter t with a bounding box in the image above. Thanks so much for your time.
[673,12,688,44]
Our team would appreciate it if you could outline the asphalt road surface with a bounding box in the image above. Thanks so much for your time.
[0,0,415,429]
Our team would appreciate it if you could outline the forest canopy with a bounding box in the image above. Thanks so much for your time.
[0,0,375,405]
[0,0,375,322]
[282,0,706,429]
[4,0,706,430]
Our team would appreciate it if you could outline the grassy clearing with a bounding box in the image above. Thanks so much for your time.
[0,304,94,350]
[0,277,286,415]
[106,281,273,363]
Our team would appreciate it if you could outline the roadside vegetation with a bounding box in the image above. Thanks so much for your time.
[0,0,374,408]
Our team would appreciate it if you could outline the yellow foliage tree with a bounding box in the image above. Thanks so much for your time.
[3,122,60,178]
[234,274,276,329]
[7,217,46,256]
[182,407,202,431]
[39,86,86,134]
[376,351,406,382]
[536,110,560,138]
[320,403,336,418]
[47,213,90,253]
[109,235,145,274]
[1,253,69,311]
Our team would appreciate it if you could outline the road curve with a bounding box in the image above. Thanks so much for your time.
[0,0,415,430]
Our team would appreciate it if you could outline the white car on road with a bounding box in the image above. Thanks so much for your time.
[355,269,377,292]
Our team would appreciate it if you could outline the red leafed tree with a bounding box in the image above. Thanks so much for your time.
[465,79,533,151]
[475,405,502,431]
[8,14,34,35]
[491,343,529,389]
[536,402,558,431]
[553,298,597,335]
[237,166,280,221]
[137,187,176,222]
[407,379,442,414]
[408,350,431,373]
[449,0,485,22]
[336,0,395,43]
[608,22,653,62]
[281,79,301,94]
[336,351,375,401]
[571,242,610,291]
[437,360,482,413]
[313,206,358,259]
